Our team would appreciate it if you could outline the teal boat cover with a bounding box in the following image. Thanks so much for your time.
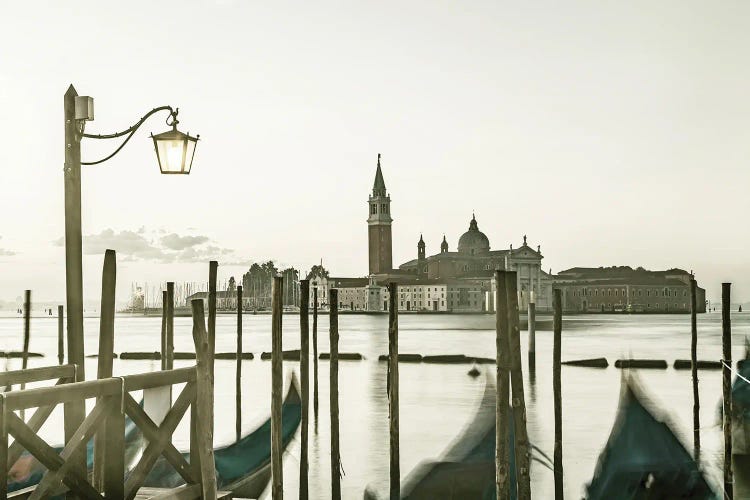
[586,379,717,499]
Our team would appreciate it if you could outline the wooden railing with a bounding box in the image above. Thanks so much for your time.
[0,300,216,500]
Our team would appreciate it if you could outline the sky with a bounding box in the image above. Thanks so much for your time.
[0,1,749,304]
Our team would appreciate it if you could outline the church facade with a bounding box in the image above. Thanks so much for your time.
[323,155,554,312]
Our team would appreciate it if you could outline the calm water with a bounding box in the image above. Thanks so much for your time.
[1,311,747,499]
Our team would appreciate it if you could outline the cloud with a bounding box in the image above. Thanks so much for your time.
[53,228,236,264]
[160,233,210,251]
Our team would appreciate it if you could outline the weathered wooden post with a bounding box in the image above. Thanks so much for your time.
[722,282,733,499]
[552,288,564,500]
[21,290,31,392]
[191,298,218,500]
[299,280,310,499]
[505,271,532,500]
[57,305,64,365]
[528,291,536,366]
[208,261,218,376]
[690,277,700,459]
[495,270,511,499]
[236,285,243,443]
[313,284,319,420]
[271,276,284,499]
[161,290,168,370]
[166,281,175,370]
[330,288,342,500]
[94,249,116,490]
[388,283,400,500]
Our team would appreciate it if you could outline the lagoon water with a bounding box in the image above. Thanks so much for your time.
[0,311,747,499]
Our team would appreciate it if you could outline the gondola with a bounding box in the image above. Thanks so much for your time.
[8,402,143,492]
[143,373,302,498]
[730,341,750,455]
[365,372,517,499]
[586,377,717,499]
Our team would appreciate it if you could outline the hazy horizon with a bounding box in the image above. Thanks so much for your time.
[1,1,749,304]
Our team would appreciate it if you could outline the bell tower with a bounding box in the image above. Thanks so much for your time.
[368,154,393,274]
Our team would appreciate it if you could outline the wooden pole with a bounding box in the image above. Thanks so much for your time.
[552,288,564,500]
[161,290,168,371]
[690,277,700,459]
[505,271,531,500]
[722,282,733,499]
[57,305,64,366]
[191,299,217,500]
[271,276,284,499]
[236,285,243,443]
[208,261,218,377]
[299,280,310,500]
[528,296,536,369]
[313,285,319,420]
[388,283,400,500]
[93,249,116,490]
[21,289,31,377]
[330,288,342,500]
[166,282,175,370]
[495,271,511,499]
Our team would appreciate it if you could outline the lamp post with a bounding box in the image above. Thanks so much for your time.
[63,84,198,382]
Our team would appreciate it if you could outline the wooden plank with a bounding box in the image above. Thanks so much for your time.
[387,283,399,500]
[313,285,319,419]
[329,289,341,500]
[94,248,116,491]
[0,396,8,499]
[722,282,733,499]
[123,367,196,392]
[4,377,120,411]
[124,383,196,500]
[0,364,75,387]
[57,305,64,365]
[161,290,168,371]
[134,485,233,500]
[103,391,125,499]
[124,391,196,484]
[166,283,175,370]
[20,290,31,398]
[552,289,563,500]
[236,285,243,443]
[495,270,511,499]
[190,298,217,500]
[504,272,531,500]
[271,276,284,499]
[690,277,700,459]
[208,261,218,377]
[299,280,310,500]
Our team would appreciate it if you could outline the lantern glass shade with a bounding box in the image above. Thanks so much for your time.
[151,128,198,174]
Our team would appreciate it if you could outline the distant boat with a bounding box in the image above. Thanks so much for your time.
[586,378,716,499]
[143,373,301,498]
[364,372,518,499]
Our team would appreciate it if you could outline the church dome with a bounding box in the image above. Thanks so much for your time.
[457,214,490,254]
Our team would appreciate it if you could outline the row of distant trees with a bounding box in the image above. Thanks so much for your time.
[226,261,330,310]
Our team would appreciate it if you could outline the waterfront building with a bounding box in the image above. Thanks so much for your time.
[553,266,706,313]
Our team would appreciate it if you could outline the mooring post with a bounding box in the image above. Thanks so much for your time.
[690,277,700,459]
[722,282,733,499]
[166,281,175,370]
[553,288,564,500]
[21,289,31,383]
[271,276,284,499]
[388,283,400,500]
[528,292,536,369]
[495,271,511,498]
[191,298,217,500]
[505,271,532,500]
[236,285,243,443]
[313,284,319,420]
[208,261,218,376]
[299,280,310,500]
[161,290,168,371]
[57,305,64,365]
[330,288,342,500]
[93,249,116,490]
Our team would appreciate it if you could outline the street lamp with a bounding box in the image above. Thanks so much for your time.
[63,84,198,382]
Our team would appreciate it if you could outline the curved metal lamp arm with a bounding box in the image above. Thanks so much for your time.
[81,106,177,165]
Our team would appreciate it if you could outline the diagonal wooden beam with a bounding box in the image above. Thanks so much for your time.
[124,382,196,500]
[6,410,102,500]
[27,396,110,500]
[123,387,197,484]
